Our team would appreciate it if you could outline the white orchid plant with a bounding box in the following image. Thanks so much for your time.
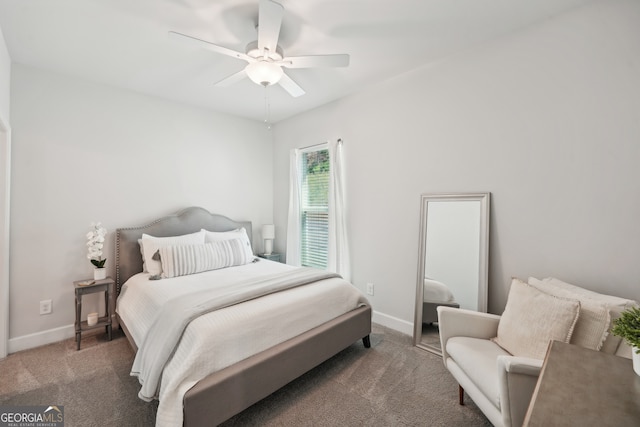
[86,222,107,269]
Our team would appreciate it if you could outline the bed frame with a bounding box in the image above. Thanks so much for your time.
[422,301,460,324]
[115,207,372,426]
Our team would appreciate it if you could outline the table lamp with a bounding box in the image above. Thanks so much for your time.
[262,224,275,255]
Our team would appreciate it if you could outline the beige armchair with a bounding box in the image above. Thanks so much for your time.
[437,277,637,427]
[437,306,542,427]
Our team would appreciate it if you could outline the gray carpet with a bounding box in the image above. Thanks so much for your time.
[0,324,490,426]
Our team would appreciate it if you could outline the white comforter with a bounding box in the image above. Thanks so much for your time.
[423,278,456,303]
[116,260,368,427]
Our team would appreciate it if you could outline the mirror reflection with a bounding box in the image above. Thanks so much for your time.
[413,193,490,355]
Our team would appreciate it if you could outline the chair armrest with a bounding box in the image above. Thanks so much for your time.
[437,306,501,363]
[500,356,543,376]
[497,356,543,427]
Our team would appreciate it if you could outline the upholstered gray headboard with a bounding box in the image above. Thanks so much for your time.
[115,207,252,294]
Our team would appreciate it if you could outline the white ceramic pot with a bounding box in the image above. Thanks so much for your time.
[93,267,107,280]
[633,346,640,376]
[87,312,98,326]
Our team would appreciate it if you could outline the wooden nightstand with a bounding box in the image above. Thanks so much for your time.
[73,277,114,350]
[258,253,281,262]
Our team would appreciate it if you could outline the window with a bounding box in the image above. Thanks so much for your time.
[300,148,330,269]
[287,139,349,279]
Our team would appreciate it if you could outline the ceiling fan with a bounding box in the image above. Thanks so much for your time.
[169,0,350,98]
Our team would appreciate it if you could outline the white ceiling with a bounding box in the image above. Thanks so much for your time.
[0,0,594,123]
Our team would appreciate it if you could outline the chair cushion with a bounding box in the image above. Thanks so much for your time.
[446,336,512,409]
[531,277,638,354]
[492,278,580,359]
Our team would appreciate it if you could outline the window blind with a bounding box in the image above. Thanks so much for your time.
[300,149,329,269]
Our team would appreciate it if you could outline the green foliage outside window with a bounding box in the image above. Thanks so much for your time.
[304,149,329,174]
[303,149,329,207]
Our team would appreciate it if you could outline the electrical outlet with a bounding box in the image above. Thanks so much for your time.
[366,283,374,296]
[39,299,52,315]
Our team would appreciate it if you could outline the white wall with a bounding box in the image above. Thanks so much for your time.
[273,0,640,334]
[9,64,272,350]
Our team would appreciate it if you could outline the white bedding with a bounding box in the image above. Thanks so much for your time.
[423,278,456,303]
[116,260,368,427]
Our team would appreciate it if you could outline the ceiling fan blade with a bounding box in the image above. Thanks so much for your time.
[280,54,350,69]
[169,31,251,62]
[278,72,305,98]
[214,69,248,87]
[258,0,284,54]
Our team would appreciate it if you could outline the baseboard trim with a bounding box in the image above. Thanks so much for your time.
[8,324,75,354]
[6,311,413,354]
[372,310,413,336]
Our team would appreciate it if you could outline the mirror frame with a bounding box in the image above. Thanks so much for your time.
[413,192,490,355]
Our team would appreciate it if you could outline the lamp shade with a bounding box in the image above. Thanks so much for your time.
[246,61,283,86]
[262,224,275,240]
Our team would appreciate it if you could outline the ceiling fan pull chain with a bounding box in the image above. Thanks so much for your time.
[264,85,272,130]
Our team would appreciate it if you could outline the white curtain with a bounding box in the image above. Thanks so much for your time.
[327,140,350,281]
[286,148,302,266]
[285,140,350,281]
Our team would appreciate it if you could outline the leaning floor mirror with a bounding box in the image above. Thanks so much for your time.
[413,193,490,355]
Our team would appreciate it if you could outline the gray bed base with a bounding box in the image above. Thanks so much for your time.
[115,207,372,426]
[184,305,371,426]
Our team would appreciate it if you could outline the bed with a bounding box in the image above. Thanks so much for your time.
[114,207,372,426]
[421,278,459,324]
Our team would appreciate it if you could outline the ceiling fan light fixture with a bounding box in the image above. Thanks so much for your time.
[170,0,347,98]
[246,61,283,86]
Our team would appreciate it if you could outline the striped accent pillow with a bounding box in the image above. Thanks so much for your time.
[158,238,254,278]
[201,228,254,261]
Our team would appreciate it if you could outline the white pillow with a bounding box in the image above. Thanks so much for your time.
[492,278,581,359]
[528,277,611,351]
[139,231,205,276]
[201,228,254,260]
[423,278,455,303]
[158,238,253,278]
[535,277,638,354]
